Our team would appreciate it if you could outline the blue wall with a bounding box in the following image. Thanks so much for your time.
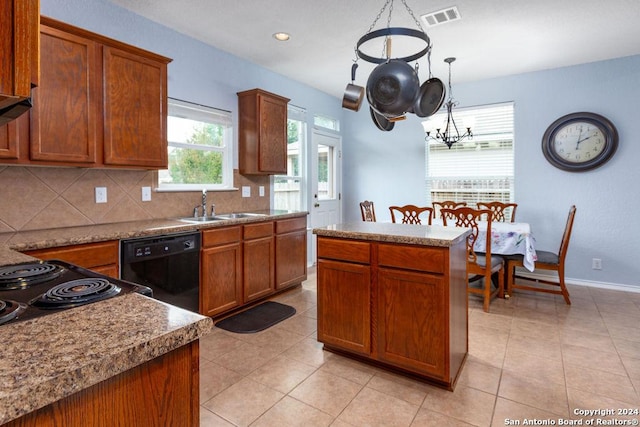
[43,0,639,290]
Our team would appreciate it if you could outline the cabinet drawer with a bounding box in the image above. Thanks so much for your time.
[317,237,370,264]
[378,244,445,274]
[25,241,118,268]
[276,216,307,234]
[202,226,241,247]
[243,222,274,240]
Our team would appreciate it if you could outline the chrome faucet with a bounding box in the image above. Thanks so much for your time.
[201,189,207,218]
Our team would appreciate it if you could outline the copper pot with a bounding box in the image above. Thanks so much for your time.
[342,63,364,111]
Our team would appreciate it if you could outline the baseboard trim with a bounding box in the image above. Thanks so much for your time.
[514,270,640,294]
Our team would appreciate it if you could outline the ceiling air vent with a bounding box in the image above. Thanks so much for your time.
[420,6,461,27]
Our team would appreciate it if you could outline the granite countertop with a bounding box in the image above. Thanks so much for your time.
[0,294,213,424]
[0,209,308,256]
[312,221,470,247]
[0,210,307,424]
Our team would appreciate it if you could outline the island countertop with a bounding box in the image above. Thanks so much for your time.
[312,221,470,247]
[0,293,213,424]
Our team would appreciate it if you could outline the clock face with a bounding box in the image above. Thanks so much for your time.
[542,112,618,172]
[552,121,606,163]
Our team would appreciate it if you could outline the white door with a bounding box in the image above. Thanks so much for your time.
[308,129,342,264]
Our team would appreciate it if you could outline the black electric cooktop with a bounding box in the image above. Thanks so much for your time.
[0,259,152,326]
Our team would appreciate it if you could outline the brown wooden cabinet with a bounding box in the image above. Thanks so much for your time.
[237,89,289,175]
[275,216,307,290]
[0,16,171,169]
[316,235,468,390]
[3,341,200,427]
[24,240,119,278]
[200,226,242,317]
[0,0,39,111]
[243,221,274,302]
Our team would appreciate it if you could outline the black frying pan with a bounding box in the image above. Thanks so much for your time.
[412,77,446,118]
[369,106,395,131]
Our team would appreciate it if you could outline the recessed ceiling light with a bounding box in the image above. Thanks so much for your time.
[273,32,290,41]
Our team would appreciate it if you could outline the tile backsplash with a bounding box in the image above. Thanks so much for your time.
[0,166,270,232]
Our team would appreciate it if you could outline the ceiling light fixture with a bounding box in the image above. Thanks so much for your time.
[425,57,472,148]
[272,32,290,41]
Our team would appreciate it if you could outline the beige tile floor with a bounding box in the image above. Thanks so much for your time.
[199,269,640,426]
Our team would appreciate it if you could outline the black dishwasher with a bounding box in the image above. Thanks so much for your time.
[120,231,201,313]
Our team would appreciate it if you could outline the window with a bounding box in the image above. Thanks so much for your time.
[158,99,233,191]
[314,114,339,132]
[273,106,306,210]
[423,102,514,205]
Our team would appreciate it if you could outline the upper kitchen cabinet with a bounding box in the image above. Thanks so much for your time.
[238,89,289,175]
[0,0,39,113]
[27,17,171,168]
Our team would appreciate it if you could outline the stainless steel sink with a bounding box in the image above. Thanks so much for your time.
[177,216,225,223]
[213,212,268,219]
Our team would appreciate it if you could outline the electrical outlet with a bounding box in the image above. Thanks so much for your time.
[95,187,107,204]
[141,186,152,202]
[592,258,602,270]
[259,186,265,197]
[242,186,251,197]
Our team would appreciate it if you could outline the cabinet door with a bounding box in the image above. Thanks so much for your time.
[102,46,168,168]
[317,259,371,355]
[243,236,274,302]
[257,93,287,173]
[30,24,100,164]
[0,117,22,159]
[0,0,39,108]
[201,242,242,317]
[275,230,307,290]
[377,268,446,378]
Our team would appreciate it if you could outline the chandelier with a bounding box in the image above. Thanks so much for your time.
[425,57,472,148]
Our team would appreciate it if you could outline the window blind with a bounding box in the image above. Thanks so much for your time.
[424,102,515,205]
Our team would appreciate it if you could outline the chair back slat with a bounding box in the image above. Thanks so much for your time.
[433,201,467,220]
[558,205,577,262]
[389,205,434,225]
[476,202,518,222]
[359,200,376,222]
[441,207,493,264]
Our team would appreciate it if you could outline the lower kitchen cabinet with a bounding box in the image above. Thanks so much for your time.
[243,222,274,302]
[23,240,119,278]
[377,267,446,377]
[275,216,307,290]
[200,226,242,317]
[317,258,371,355]
[3,341,200,427]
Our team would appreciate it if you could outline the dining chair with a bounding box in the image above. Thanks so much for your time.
[442,207,505,312]
[433,201,467,221]
[359,200,376,222]
[476,202,518,222]
[389,205,434,225]
[505,205,576,305]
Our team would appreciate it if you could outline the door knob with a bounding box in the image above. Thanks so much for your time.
[314,203,320,207]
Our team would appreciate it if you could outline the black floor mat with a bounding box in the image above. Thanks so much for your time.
[215,301,296,333]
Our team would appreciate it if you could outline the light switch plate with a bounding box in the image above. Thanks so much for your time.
[95,187,107,204]
[242,186,251,197]
[141,186,152,202]
[259,186,265,197]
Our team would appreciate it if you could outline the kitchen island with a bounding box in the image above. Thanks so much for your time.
[313,222,470,390]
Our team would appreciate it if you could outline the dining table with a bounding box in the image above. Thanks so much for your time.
[433,219,537,271]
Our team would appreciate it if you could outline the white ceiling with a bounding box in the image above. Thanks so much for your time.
[108,0,640,99]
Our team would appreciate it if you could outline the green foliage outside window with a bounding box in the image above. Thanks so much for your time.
[168,123,224,184]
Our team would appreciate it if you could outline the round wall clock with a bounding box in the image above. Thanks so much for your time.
[541,112,618,172]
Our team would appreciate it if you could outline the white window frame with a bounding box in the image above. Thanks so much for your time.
[423,102,515,205]
[158,98,234,191]
[272,105,306,211]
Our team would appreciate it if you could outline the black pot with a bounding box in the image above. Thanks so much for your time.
[366,60,419,117]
